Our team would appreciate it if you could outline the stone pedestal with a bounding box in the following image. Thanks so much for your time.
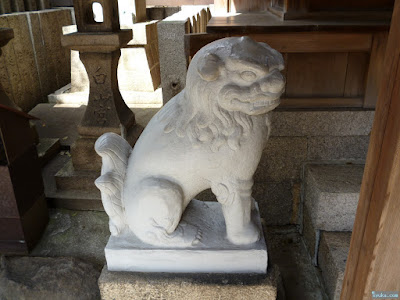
[98,265,280,300]
[105,200,268,273]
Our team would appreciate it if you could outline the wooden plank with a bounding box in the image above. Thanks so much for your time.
[285,53,348,98]
[230,0,270,13]
[280,97,363,108]
[185,32,373,56]
[184,33,228,57]
[364,32,388,108]
[246,33,373,53]
[214,0,229,13]
[10,0,25,12]
[308,0,394,11]
[341,1,400,298]
[344,52,369,97]
[206,12,390,34]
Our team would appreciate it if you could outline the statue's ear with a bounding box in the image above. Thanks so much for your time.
[197,53,222,81]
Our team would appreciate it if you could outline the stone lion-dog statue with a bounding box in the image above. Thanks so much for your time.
[95,36,285,247]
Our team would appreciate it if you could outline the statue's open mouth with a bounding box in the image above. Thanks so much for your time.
[230,91,282,114]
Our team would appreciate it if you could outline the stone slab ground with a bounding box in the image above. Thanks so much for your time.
[0,208,328,299]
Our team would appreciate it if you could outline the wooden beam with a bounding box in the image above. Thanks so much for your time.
[246,33,373,53]
[364,32,388,108]
[185,32,373,58]
[280,97,363,108]
[341,1,400,298]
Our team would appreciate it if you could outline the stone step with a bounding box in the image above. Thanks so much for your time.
[304,164,364,232]
[302,164,363,263]
[37,137,61,167]
[46,189,102,211]
[55,160,100,192]
[318,231,351,300]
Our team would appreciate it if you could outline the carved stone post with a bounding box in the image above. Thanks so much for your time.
[62,0,139,172]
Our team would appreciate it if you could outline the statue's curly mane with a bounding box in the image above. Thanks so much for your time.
[157,77,261,152]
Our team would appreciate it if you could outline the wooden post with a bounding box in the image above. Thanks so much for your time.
[341,0,400,298]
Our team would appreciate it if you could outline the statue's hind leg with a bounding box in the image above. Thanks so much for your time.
[125,177,202,247]
[212,179,260,245]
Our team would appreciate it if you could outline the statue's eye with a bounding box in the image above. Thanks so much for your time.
[240,71,256,81]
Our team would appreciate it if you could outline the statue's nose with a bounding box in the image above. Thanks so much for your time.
[259,71,285,93]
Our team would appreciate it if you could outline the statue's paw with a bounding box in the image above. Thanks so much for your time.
[172,221,203,247]
[109,220,125,236]
[228,222,260,245]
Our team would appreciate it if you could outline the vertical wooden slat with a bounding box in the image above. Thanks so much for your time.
[341,1,400,298]
[364,32,388,108]
[344,52,369,97]
[214,0,229,13]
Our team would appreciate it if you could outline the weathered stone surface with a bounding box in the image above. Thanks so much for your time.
[55,160,100,192]
[304,164,364,231]
[30,103,159,148]
[255,136,307,182]
[270,111,374,137]
[0,256,101,300]
[31,209,109,266]
[36,137,61,166]
[0,9,73,111]
[23,0,37,11]
[318,231,351,300]
[158,13,190,103]
[10,0,25,12]
[265,226,326,299]
[99,265,280,300]
[308,136,370,161]
[0,0,12,14]
[302,206,319,265]
[71,136,103,171]
[37,9,72,92]
[253,181,294,226]
[0,13,40,111]
[36,0,51,10]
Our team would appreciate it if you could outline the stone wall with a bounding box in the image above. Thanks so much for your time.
[0,8,73,111]
[197,110,374,226]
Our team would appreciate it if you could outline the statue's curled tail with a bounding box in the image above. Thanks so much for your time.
[94,132,131,236]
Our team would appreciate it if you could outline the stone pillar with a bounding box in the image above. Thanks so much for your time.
[62,0,139,172]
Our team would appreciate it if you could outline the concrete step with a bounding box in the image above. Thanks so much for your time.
[302,164,362,263]
[304,164,364,232]
[37,137,61,167]
[318,231,351,300]
[47,189,102,211]
[55,160,100,192]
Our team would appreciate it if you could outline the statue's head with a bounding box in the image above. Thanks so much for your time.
[187,36,285,116]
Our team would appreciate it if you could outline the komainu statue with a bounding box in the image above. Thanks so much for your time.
[95,36,285,247]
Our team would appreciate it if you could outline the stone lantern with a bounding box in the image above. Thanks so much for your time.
[61,0,140,178]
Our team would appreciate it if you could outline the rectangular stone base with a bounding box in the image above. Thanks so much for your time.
[98,265,280,300]
[105,200,268,273]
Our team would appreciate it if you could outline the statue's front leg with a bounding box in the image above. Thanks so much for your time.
[212,179,260,245]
